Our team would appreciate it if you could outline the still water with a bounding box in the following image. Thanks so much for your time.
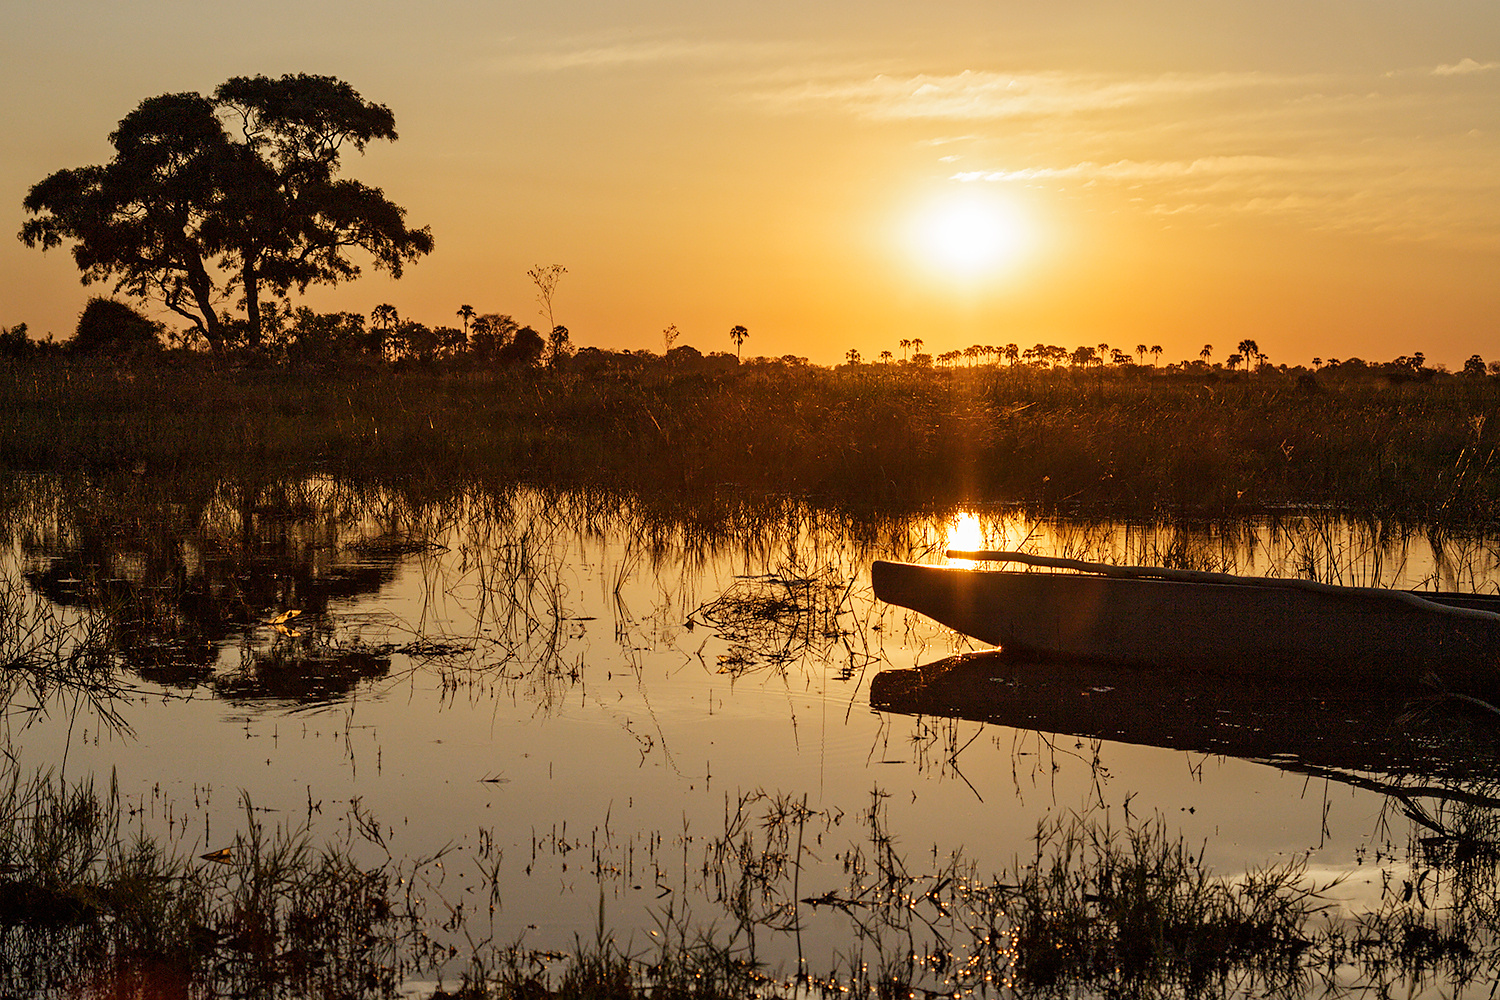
[5,473,1500,992]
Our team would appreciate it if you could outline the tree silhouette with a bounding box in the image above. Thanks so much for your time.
[1150,345,1162,366]
[21,75,432,351]
[1237,339,1260,370]
[1200,344,1213,364]
[1135,344,1148,364]
[729,324,749,358]
[456,304,475,342]
[899,338,911,361]
[1227,353,1243,371]
[879,350,892,364]
[547,324,572,365]
[846,348,861,366]
[470,313,518,361]
[72,297,162,355]
[499,325,545,366]
[370,303,398,358]
[528,264,567,336]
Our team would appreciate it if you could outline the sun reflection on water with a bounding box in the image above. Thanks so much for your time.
[944,512,985,563]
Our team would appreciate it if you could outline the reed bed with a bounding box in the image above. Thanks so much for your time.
[4,357,1499,521]
[3,764,1493,999]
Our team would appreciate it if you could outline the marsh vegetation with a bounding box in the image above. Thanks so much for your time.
[4,350,1500,995]
[5,352,1500,520]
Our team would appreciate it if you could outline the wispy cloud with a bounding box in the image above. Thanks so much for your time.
[755,69,1290,121]
[953,156,1297,183]
[1433,58,1499,76]
[493,37,813,74]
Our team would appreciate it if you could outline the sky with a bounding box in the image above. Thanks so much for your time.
[2,0,1498,367]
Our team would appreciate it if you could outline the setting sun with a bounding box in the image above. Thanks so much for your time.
[907,190,1032,281]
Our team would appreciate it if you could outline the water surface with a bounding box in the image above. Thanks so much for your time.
[6,473,1498,991]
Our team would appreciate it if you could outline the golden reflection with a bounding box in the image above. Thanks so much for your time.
[945,512,985,556]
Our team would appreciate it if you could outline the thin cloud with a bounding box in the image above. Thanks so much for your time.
[758,69,1289,121]
[495,38,808,73]
[1433,58,1499,76]
[952,156,1297,183]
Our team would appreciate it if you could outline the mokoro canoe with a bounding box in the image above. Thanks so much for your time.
[871,552,1500,694]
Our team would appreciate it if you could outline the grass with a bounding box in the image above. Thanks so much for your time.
[4,355,1500,521]
[0,694,1494,1000]
[0,769,1362,999]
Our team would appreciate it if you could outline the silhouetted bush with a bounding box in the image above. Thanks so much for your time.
[498,325,545,367]
[72,298,160,355]
[0,323,36,360]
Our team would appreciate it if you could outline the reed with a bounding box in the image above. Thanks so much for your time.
[4,356,1500,521]
[4,755,1500,998]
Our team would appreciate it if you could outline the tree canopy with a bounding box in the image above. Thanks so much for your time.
[19,74,433,352]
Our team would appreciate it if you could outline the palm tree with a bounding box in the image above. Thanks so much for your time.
[1227,353,1243,371]
[1136,344,1148,364]
[1200,344,1213,364]
[911,338,924,357]
[729,324,749,358]
[371,303,399,357]
[879,350,892,364]
[899,338,912,361]
[1237,339,1260,370]
[456,304,476,342]
[1150,345,1162,366]
[845,348,862,366]
[1003,343,1019,366]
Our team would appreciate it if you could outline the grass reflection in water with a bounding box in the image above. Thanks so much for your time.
[2,473,1500,995]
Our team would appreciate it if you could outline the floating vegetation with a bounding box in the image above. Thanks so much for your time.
[692,565,857,675]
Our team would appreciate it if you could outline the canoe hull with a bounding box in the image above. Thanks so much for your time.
[871,560,1500,692]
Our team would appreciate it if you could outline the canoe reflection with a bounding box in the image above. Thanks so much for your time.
[870,650,1500,786]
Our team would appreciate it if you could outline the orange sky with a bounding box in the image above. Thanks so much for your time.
[3,1,1498,367]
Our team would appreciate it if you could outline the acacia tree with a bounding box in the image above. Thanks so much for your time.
[19,74,433,351]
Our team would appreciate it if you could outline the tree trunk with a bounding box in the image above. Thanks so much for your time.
[243,256,261,349]
[184,254,226,352]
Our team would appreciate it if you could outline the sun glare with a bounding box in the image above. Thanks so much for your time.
[908,191,1030,281]
[945,512,985,554]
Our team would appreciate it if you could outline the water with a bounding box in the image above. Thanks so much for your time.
[5,472,1499,991]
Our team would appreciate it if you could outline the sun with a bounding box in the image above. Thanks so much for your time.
[907,190,1031,281]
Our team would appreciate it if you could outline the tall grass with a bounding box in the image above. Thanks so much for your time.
[4,357,1500,520]
[1,754,1499,998]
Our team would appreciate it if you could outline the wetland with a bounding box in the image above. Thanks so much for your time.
[6,357,1500,998]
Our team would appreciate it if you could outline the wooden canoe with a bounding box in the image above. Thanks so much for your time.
[871,552,1500,694]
